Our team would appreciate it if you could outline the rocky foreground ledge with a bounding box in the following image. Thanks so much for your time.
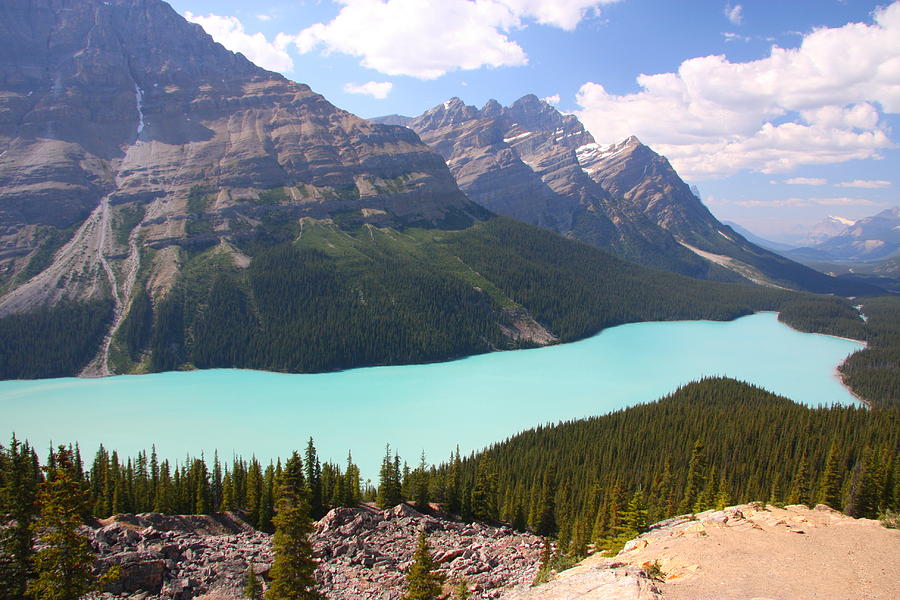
[500,503,900,600]
[87,503,900,600]
[90,504,543,600]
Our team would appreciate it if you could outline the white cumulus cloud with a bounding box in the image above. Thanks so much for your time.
[186,12,293,73]
[343,81,394,99]
[292,0,620,80]
[836,179,892,188]
[734,197,888,208]
[575,2,900,180]
[724,4,743,26]
[784,177,828,185]
[542,94,561,105]
[498,0,622,30]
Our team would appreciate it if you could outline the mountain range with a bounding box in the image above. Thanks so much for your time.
[0,0,880,381]
[787,207,900,263]
[374,97,872,294]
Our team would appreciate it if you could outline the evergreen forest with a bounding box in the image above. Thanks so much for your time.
[3,379,897,582]
[3,216,896,413]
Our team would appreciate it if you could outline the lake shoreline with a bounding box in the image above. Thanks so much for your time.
[761,310,871,409]
[1,312,865,479]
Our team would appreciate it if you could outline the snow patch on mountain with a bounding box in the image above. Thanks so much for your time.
[135,84,145,138]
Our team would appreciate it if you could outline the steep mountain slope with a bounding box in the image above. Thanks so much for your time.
[0,0,483,376]
[380,97,718,280]
[385,97,877,295]
[0,0,477,301]
[788,207,900,262]
[0,0,866,381]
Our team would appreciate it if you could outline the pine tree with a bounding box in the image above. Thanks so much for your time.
[693,466,717,513]
[265,451,319,600]
[261,464,276,532]
[244,563,263,600]
[787,455,811,506]
[402,531,445,600]
[377,445,402,509]
[0,436,40,600]
[445,448,461,514]
[247,459,264,528]
[452,579,470,600]
[567,510,590,557]
[149,446,159,510]
[212,451,223,512]
[715,473,731,510]
[618,489,649,539]
[470,457,498,522]
[652,458,675,520]
[341,451,360,508]
[590,497,608,544]
[534,469,556,536]
[511,500,527,532]
[681,439,706,513]
[413,451,430,510]
[305,439,323,519]
[28,447,118,600]
[192,458,210,514]
[221,471,235,512]
[532,539,553,586]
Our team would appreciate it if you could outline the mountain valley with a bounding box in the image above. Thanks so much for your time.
[1,2,899,600]
[1,0,877,381]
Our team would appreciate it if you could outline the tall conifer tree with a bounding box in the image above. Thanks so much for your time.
[681,439,706,513]
[28,447,118,600]
[402,531,444,600]
[377,445,402,509]
[0,436,40,600]
[266,451,319,600]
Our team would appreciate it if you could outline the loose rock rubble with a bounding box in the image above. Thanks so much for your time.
[89,504,544,600]
[315,504,543,599]
[90,512,271,600]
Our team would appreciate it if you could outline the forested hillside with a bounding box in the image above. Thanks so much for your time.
[4,218,895,411]
[0,217,782,379]
[3,380,897,555]
[441,377,899,553]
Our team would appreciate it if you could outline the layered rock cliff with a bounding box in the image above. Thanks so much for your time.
[0,0,485,375]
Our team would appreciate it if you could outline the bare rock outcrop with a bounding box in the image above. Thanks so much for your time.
[0,0,482,317]
[89,504,543,600]
[315,504,543,599]
[505,503,900,600]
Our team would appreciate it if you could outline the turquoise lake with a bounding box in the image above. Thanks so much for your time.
[0,312,864,479]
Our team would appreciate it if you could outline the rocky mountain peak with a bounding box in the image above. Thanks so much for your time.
[790,204,900,261]
[0,0,485,369]
[413,96,480,130]
[481,98,503,118]
[402,94,872,293]
[504,94,577,137]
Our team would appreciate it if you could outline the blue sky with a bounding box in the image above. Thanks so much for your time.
[169,0,899,242]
